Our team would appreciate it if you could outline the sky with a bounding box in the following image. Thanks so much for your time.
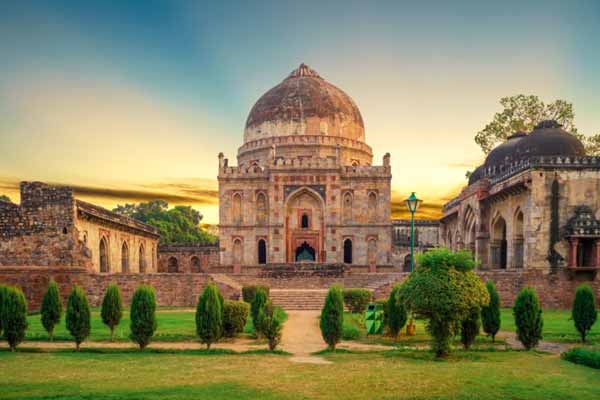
[1,0,599,223]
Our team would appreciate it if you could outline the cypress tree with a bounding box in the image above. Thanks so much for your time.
[460,308,481,350]
[320,285,344,350]
[258,301,283,352]
[388,285,408,338]
[41,279,62,341]
[513,287,543,350]
[101,283,123,341]
[572,283,597,343]
[481,280,501,342]
[196,283,223,349]
[1,286,28,351]
[0,285,8,337]
[251,288,268,336]
[129,285,157,350]
[65,285,91,351]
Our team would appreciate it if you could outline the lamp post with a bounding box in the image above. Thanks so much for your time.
[404,192,422,336]
[404,192,422,272]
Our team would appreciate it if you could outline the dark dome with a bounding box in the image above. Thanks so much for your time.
[484,131,528,167]
[243,63,365,143]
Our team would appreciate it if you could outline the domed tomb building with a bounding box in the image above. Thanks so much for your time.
[218,64,392,268]
[440,120,600,272]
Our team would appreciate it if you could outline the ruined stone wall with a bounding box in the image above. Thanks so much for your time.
[0,267,239,311]
[157,244,219,273]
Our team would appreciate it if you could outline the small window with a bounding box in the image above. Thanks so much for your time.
[62,227,68,234]
[301,213,309,229]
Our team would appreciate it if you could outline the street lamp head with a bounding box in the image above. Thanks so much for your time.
[405,192,422,214]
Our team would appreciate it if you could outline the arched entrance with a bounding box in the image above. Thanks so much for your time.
[139,243,146,273]
[343,239,353,264]
[167,256,179,273]
[285,188,324,263]
[257,239,267,264]
[99,237,109,273]
[121,241,129,273]
[491,215,507,269]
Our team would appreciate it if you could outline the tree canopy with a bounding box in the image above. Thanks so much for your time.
[113,200,217,244]
[474,95,599,156]
[0,195,11,203]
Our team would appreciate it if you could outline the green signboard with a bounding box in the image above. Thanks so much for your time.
[364,303,383,335]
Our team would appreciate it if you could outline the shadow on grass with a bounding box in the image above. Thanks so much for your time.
[0,347,290,357]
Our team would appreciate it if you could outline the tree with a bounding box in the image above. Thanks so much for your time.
[388,285,408,338]
[196,283,223,349]
[258,301,283,351]
[572,284,597,343]
[251,288,268,337]
[342,289,372,313]
[130,285,157,350]
[0,195,11,203]
[0,285,8,337]
[1,286,28,351]
[481,281,501,342]
[101,283,123,341]
[399,248,489,358]
[460,308,481,350]
[41,280,62,341]
[513,287,543,350]
[320,285,344,350]
[222,300,249,338]
[113,200,217,244]
[474,95,599,156]
[66,285,91,351]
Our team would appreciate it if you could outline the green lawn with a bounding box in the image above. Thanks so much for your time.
[1,349,599,399]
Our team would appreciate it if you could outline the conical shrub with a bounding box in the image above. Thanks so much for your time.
[481,280,501,342]
[0,285,8,337]
[513,287,543,350]
[388,285,407,337]
[196,283,223,349]
[101,283,123,341]
[1,286,28,351]
[41,279,62,341]
[66,285,91,351]
[572,283,597,343]
[130,285,157,350]
[320,285,344,350]
[251,288,268,337]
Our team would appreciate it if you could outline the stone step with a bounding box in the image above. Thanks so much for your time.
[269,289,328,310]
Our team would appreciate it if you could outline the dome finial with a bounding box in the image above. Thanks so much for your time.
[286,63,322,80]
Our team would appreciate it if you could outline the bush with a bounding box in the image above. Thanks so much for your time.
[66,285,91,351]
[513,287,543,350]
[223,300,249,337]
[101,283,123,341]
[1,286,28,351]
[41,280,62,341]
[258,301,283,351]
[320,285,344,350]
[251,288,269,336]
[196,283,223,349]
[242,285,270,303]
[562,348,600,369]
[481,280,501,342]
[387,285,407,337]
[460,308,481,350]
[572,283,597,343]
[398,248,489,358]
[129,285,157,350]
[343,288,372,313]
[0,285,8,336]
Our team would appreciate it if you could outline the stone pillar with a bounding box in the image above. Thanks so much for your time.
[569,238,579,268]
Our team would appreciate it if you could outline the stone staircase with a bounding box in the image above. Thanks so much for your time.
[270,289,328,310]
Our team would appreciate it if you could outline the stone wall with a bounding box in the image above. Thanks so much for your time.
[157,243,219,273]
[0,266,239,311]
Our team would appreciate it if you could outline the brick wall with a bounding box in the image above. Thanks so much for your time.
[157,244,219,273]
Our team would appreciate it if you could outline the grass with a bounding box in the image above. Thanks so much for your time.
[1,349,600,399]
[25,306,286,342]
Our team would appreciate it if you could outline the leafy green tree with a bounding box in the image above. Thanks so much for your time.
[513,287,543,350]
[388,285,407,338]
[474,95,599,156]
[196,283,223,349]
[572,284,597,343]
[41,280,62,341]
[130,285,157,350]
[66,285,91,351]
[258,301,283,351]
[251,288,268,337]
[399,248,489,358]
[460,308,481,350]
[113,200,217,244]
[481,281,501,342]
[1,286,28,351]
[0,195,11,203]
[342,289,372,313]
[101,283,123,341]
[320,285,344,350]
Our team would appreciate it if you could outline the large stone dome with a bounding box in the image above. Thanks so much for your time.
[238,64,372,166]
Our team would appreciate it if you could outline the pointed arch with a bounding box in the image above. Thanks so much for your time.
[99,236,109,273]
[368,191,377,222]
[121,241,130,273]
[257,239,267,264]
[190,256,202,273]
[343,238,353,264]
[513,207,524,268]
[139,243,146,273]
[256,192,268,225]
[233,238,243,265]
[167,256,179,273]
[343,191,353,223]
[491,213,507,269]
[232,192,242,224]
[367,238,377,265]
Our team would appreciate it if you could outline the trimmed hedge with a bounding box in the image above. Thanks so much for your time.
[343,288,372,313]
[129,285,157,350]
[1,286,28,351]
[242,285,270,303]
[562,348,600,369]
[41,280,62,341]
[223,300,249,337]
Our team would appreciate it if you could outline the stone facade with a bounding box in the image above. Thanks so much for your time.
[157,243,219,273]
[392,219,440,270]
[218,64,392,270]
[0,182,160,273]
